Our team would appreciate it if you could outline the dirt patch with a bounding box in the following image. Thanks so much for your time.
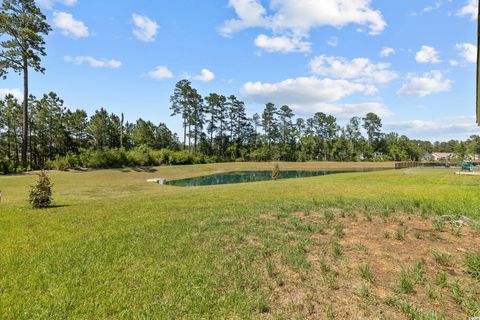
[258,211,480,319]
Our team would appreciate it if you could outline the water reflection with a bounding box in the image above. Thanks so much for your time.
[166,169,386,187]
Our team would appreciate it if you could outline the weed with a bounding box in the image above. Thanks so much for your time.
[275,274,285,287]
[436,272,448,288]
[420,207,429,219]
[364,211,373,222]
[464,251,480,280]
[359,263,374,284]
[411,260,425,284]
[433,217,445,232]
[400,269,415,294]
[395,227,407,241]
[413,230,421,239]
[324,210,335,223]
[326,305,335,320]
[357,284,369,298]
[428,233,443,241]
[385,297,445,320]
[334,223,344,238]
[266,260,275,278]
[426,284,439,300]
[355,242,368,253]
[383,230,391,239]
[431,250,453,267]
[331,238,342,258]
[450,281,464,305]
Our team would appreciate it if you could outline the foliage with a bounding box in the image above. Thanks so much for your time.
[28,170,52,208]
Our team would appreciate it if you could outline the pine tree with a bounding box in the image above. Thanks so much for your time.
[0,0,51,165]
[29,170,52,208]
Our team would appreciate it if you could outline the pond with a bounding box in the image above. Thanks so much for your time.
[165,169,387,187]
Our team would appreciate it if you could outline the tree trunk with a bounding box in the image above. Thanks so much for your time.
[21,62,28,166]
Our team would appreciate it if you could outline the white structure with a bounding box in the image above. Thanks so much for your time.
[423,152,457,161]
[147,178,167,184]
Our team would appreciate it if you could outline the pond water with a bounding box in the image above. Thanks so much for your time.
[166,169,387,187]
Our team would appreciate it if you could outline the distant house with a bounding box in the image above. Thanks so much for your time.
[423,152,457,161]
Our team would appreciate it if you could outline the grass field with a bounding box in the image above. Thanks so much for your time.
[0,162,479,319]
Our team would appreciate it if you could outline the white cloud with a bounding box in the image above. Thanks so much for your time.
[415,45,440,64]
[456,0,478,20]
[449,60,459,66]
[148,66,174,80]
[240,76,389,118]
[221,0,386,37]
[36,0,77,9]
[254,34,311,53]
[456,43,477,63]
[387,116,478,139]
[397,71,452,97]
[65,56,122,68]
[309,55,398,84]
[0,88,22,100]
[220,0,269,36]
[53,11,89,38]
[292,102,392,119]
[193,69,215,82]
[132,14,159,42]
[221,0,385,55]
[379,47,395,57]
[242,77,370,103]
[327,36,338,47]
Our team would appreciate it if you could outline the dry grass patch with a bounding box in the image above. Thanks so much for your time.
[258,211,480,319]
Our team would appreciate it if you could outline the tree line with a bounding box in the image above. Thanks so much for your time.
[2,80,480,173]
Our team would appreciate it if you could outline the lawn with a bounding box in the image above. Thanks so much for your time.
[0,162,479,319]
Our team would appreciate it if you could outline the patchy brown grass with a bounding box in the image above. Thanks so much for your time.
[258,211,480,320]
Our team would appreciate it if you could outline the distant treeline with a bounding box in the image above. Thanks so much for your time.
[1,80,479,173]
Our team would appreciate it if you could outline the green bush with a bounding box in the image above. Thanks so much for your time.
[127,145,155,167]
[169,151,194,165]
[29,171,53,208]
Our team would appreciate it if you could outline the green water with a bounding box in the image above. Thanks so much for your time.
[166,169,387,187]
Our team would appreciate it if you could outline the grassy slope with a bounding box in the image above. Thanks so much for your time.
[0,162,479,319]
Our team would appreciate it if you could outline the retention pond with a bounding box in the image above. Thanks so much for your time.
[166,168,388,187]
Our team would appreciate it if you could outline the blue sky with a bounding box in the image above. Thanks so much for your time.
[1,0,479,141]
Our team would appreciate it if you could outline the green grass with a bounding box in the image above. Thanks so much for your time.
[465,251,480,280]
[431,250,453,266]
[0,164,479,318]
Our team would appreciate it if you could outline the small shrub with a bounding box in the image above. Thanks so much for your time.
[29,171,53,208]
[272,164,281,180]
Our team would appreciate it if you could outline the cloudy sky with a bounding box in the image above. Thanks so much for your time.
[1,0,479,141]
